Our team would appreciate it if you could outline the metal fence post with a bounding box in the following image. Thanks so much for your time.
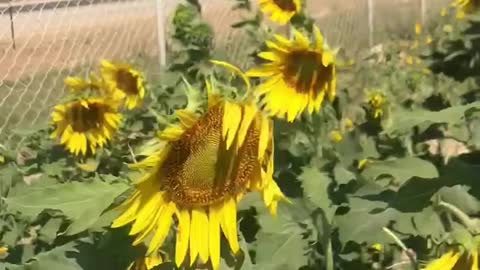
[368,0,374,47]
[156,0,166,67]
[8,0,16,50]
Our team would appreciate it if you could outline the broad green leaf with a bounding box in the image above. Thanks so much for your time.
[333,164,356,185]
[299,166,335,221]
[384,101,480,135]
[38,217,64,244]
[409,206,445,239]
[6,243,80,270]
[335,198,401,245]
[254,231,308,270]
[362,157,438,185]
[5,180,129,235]
[437,185,480,215]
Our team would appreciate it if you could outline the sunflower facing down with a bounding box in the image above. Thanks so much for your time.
[101,60,145,110]
[50,97,122,156]
[111,82,288,270]
[246,27,337,122]
[422,248,478,270]
[258,0,301,25]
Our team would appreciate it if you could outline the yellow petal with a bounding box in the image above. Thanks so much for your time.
[236,103,257,150]
[175,209,190,267]
[147,202,175,255]
[222,102,242,150]
[129,192,163,235]
[209,207,221,270]
[111,195,142,228]
[219,198,239,254]
[258,117,270,160]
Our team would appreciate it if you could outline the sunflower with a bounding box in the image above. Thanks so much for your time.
[258,0,301,25]
[100,60,145,110]
[111,79,288,270]
[50,97,122,156]
[246,27,337,122]
[64,73,104,93]
[451,0,480,18]
[422,249,478,270]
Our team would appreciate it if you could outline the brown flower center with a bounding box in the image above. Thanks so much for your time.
[283,50,334,94]
[158,105,260,207]
[68,102,105,132]
[116,69,139,95]
[273,0,297,11]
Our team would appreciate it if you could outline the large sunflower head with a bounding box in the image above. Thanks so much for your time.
[50,97,122,156]
[258,0,302,25]
[100,60,146,110]
[246,27,337,122]
[111,80,288,270]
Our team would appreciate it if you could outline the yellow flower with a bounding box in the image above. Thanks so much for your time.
[128,253,162,270]
[111,83,288,270]
[451,0,480,18]
[422,249,478,270]
[50,98,122,156]
[100,60,145,110]
[0,246,8,259]
[426,35,433,44]
[441,7,448,16]
[371,243,383,253]
[246,27,336,122]
[367,91,386,119]
[258,0,301,25]
[415,22,422,35]
[329,130,343,144]
[358,158,370,170]
[64,73,105,94]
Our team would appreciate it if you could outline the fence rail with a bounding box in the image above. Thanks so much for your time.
[0,0,450,148]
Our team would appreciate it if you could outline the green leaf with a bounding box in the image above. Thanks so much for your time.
[362,157,438,185]
[437,185,480,215]
[6,243,80,270]
[333,164,356,185]
[299,166,335,220]
[5,180,129,235]
[384,101,480,135]
[254,231,308,270]
[335,198,397,245]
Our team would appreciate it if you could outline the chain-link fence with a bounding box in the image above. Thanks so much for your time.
[0,0,449,148]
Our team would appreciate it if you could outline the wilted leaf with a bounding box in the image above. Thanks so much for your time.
[362,157,438,185]
[5,180,129,235]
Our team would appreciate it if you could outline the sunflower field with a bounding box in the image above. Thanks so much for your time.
[2,0,480,269]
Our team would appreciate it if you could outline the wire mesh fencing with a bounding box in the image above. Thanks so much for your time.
[0,0,450,149]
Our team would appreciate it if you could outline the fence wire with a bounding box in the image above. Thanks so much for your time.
[0,0,449,148]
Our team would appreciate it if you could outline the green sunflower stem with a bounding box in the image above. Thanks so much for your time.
[325,238,334,270]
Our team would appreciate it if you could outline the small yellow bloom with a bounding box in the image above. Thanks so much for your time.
[415,22,422,35]
[329,130,343,144]
[258,0,302,25]
[0,246,8,259]
[100,60,145,110]
[405,55,414,65]
[0,155,4,164]
[426,35,433,44]
[441,7,448,16]
[371,243,384,253]
[367,91,386,119]
[343,118,354,131]
[358,159,370,170]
